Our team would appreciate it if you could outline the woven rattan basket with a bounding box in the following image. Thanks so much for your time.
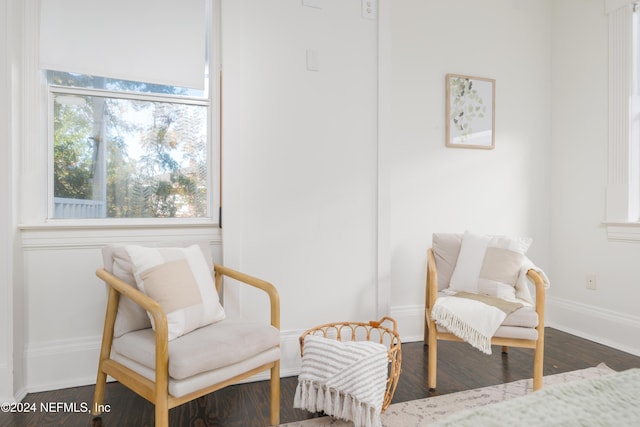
[298,316,402,412]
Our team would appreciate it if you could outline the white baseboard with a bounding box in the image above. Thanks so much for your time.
[546,296,640,357]
[0,361,27,403]
[390,304,425,343]
[25,336,102,394]
[0,362,16,403]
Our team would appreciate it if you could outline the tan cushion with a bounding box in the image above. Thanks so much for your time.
[435,324,538,341]
[102,240,213,337]
[125,244,225,340]
[113,347,281,398]
[501,304,538,328]
[112,319,280,380]
[488,325,538,341]
[432,233,463,291]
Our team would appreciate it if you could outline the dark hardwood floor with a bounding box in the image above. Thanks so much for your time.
[2,328,639,427]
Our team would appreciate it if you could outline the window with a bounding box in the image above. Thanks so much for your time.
[39,0,217,221]
[605,1,640,240]
[49,72,210,219]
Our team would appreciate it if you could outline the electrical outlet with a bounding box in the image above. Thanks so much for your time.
[306,49,319,71]
[586,273,596,290]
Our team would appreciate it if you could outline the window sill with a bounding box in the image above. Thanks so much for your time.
[19,217,219,231]
[604,221,640,242]
[19,219,222,250]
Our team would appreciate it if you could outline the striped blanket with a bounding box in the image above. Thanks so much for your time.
[294,335,388,427]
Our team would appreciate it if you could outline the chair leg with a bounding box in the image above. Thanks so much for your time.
[92,365,107,416]
[533,337,544,391]
[424,316,430,344]
[155,396,169,427]
[427,324,437,390]
[270,361,281,426]
[94,287,118,416]
[501,346,509,354]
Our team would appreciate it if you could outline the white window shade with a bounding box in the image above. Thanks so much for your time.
[40,0,206,90]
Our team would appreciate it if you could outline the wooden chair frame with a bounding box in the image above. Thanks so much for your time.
[93,264,281,427]
[424,248,546,391]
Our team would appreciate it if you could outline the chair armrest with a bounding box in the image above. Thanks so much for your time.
[426,249,439,312]
[95,268,169,388]
[95,268,167,333]
[213,264,280,330]
[526,269,546,329]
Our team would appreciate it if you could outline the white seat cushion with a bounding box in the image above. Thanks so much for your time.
[430,291,539,340]
[432,291,539,328]
[435,324,539,341]
[113,319,280,380]
[501,304,538,328]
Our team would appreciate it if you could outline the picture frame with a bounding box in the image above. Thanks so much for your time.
[445,74,495,149]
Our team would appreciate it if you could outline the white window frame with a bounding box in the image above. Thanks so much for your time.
[19,0,221,232]
[47,82,212,222]
[605,0,640,241]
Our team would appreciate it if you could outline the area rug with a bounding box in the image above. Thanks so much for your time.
[277,363,616,427]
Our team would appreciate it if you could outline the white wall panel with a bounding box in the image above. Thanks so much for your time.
[0,0,15,403]
[20,226,222,392]
[221,0,379,331]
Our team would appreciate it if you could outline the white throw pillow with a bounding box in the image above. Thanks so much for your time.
[448,231,531,300]
[448,232,491,293]
[126,244,226,340]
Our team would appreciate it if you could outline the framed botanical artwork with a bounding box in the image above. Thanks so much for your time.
[445,74,495,149]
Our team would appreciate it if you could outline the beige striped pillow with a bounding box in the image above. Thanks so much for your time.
[449,231,531,301]
[126,244,225,340]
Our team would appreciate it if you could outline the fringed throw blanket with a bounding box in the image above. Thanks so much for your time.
[294,335,388,427]
[431,292,523,355]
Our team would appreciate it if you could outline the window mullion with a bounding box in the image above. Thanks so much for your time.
[48,85,209,107]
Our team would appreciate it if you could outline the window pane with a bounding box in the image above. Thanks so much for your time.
[47,70,205,98]
[52,93,208,219]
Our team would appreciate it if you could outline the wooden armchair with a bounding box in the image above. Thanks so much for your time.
[424,233,546,391]
[92,244,280,427]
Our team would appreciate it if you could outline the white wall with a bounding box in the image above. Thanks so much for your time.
[221,0,379,366]
[386,0,553,339]
[549,0,640,355]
